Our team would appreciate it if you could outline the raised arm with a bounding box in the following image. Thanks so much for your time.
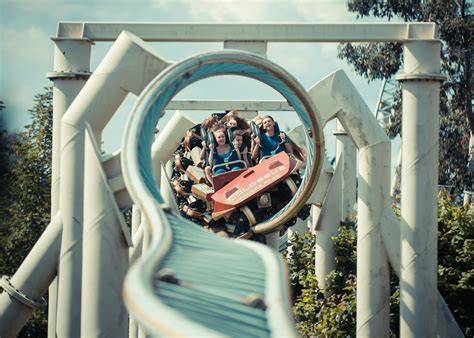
[252,136,261,161]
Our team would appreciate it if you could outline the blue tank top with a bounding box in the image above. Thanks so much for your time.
[260,133,287,157]
[213,145,239,165]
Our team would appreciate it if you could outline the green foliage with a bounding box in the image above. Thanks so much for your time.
[288,223,358,337]
[437,193,474,336]
[0,88,53,336]
[338,1,473,192]
[288,195,473,336]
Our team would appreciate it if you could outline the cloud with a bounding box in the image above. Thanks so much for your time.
[186,0,273,22]
[300,2,353,22]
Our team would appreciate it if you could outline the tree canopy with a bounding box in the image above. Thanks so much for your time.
[338,0,472,192]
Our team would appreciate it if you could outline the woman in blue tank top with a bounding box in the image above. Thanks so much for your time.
[208,128,242,174]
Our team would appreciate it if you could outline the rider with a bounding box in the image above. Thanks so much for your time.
[231,129,250,168]
[252,115,293,161]
[207,126,242,174]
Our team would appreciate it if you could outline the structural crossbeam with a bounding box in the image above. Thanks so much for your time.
[56,22,437,42]
[166,99,293,111]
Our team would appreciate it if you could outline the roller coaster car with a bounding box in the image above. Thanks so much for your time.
[211,151,297,220]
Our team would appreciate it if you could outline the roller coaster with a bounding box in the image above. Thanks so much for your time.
[171,114,311,242]
[0,22,464,338]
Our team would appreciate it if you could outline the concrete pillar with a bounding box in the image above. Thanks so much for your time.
[0,213,62,337]
[396,40,445,337]
[47,37,92,337]
[334,120,356,221]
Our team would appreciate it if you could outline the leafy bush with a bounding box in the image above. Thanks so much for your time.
[288,223,358,337]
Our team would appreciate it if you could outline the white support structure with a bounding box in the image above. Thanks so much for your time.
[81,126,131,337]
[396,40,445,337]
[151,111,194,185]
[160,164,180,215]
[309,69,460,337]
[56,22,437,42]
[314,155,343,293]
[166,99,293,112]
[265,231,281,251]
[334,121,357,221]
[380,208,464,337]
[308,70,391,336]
[56,31,170,336]
[128,206,142,338]
[0,213,62,337]
[47,37,93,337]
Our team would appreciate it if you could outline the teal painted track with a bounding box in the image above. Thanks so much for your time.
[121,50,323,337]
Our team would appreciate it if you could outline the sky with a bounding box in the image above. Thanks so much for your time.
[0,0,395,159]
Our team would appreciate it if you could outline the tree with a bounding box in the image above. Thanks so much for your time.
[338,1,472,192]
[0,88,53,336]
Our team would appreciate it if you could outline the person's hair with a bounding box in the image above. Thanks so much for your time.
[233,129,244,138]
[201,115,219,130]
[289,137,305,162]
[261,115,274,122]
[221,113,250,131]
[211,123,226,133]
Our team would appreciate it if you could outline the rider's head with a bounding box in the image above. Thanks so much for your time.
[213,128,227,146]
[253,115,263,128]
[227,118,238,128]
[233,131,243,148]
[262,115,275,132]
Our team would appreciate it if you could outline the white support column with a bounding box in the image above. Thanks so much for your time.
[308,70,391,336]
[315,156,343,293]
[47,37,92,337]
[56,31,170,337]
[131,205,142,238]
[81,128,130,337]
[160,164,180,214]
[137,219,151,338]
[0,213,62,337]
[129,206,141,338]
[334,121,357,221]
[286,218,309,257]
[380,208,464,337]
[397,40,444,337]
[356,142,391,336]
[151,111,195,184]
[390,148,402,198]
[265,231,280,251]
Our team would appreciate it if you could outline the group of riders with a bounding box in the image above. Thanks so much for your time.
[170,110,307,240]
[196,111,305,182]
